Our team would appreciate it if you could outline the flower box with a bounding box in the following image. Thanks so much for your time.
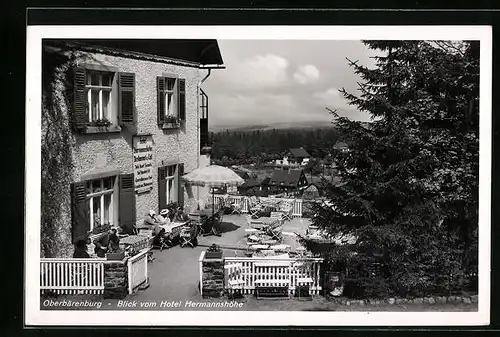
[205,251,222,259]
[106,252,125,261]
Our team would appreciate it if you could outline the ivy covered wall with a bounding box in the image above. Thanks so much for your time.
[41,48,79,258]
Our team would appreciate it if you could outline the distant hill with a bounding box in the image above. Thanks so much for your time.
[211,120,337,133]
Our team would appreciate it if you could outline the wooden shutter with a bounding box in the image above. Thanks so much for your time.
[158,166,167,211]
[157,77,165,125]
[119,174,136,232]
[71,181,89,243]
[177,163,185,207]
[73,68,88,130]
[178,78,186,121]
[118,72,135,125]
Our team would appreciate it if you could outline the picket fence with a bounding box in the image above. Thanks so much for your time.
[127,249,149,294]
[40,258,106,295]
[40,249,149,296]
[213,194,303,218]
[199,254,323,297]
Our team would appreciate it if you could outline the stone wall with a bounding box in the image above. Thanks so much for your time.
[103,258,129,299]
[201,258,224,298]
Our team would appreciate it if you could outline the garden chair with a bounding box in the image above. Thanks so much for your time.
[179,226,194,248]
[224,263,245,295]
[248,196,264,218]
[151,228,171,252]
[230,201,243,215]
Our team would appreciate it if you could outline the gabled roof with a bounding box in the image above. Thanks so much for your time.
[269,169,306,187]
[288,147,310,158]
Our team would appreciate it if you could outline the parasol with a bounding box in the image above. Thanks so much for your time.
[181,165,244,235]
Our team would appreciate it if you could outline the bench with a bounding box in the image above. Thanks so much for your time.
[254,261,291,299]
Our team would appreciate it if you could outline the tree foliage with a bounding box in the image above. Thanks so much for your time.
[311,40,479,297]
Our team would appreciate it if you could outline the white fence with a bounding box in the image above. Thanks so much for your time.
[213,195,303,217]
[127,249,149,294]
[223,256,323,296]
[40,258,106,295]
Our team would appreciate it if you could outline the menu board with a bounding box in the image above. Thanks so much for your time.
[133,135,153,193]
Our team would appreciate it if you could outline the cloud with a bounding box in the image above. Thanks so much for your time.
[293,64,320,84]
[209,93,295,126]
[226,54,289,88]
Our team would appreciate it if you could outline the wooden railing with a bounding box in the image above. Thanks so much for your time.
[224,257,323,296]
[40,258,106,295]
[127,249,149,294]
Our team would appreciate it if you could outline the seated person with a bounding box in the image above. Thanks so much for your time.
[143,210,169,227]
[93,227,120,258]
[174,208,190,222]
[159,209,171,224]
[73,239,90,258]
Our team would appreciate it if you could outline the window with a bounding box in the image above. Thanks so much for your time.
[157,76,186,126]
[73,67,135,132]
[86,177,116,231]
[158,163,185,210]
[86,71,114,123]
[165,165,178,204]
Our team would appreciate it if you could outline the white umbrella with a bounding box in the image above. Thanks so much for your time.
[182,165,244,235]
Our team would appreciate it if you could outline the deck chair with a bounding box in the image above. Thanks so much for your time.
[279,201,294,221]
[267,225,283,243]
[244,215,262,237]
[270,211,284,225]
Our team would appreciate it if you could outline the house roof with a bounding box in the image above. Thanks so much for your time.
[269,169,305,187]
[239,178,262,188]
[46,39,224,66]
[289,148,310,158]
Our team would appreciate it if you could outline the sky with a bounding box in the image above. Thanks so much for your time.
[204,40,380,129]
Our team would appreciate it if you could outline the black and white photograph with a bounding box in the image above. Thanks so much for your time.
[25,25,491,326]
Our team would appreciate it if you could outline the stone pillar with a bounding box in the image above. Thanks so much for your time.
[103,258,129,299]
[202,258,224,298]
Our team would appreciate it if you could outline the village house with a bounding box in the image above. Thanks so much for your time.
[267,169,309,196]
[275,147,311,167]
[41,39,224,258]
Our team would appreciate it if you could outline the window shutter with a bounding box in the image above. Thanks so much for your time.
[71,181,89,243]
[119,174,136,233]
[158,166,166,211]
[73,68,88,130]
[178,79,186,121]
[157,77,165,125]
[118,72,135,125]
[178,163,185,207]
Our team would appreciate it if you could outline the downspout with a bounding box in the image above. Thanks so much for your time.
[196,68,212,206]
[197,68,212,168]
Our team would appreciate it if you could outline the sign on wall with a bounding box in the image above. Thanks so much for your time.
[133,135,154,193]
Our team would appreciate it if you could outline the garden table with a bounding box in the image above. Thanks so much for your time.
[159,221,188,240]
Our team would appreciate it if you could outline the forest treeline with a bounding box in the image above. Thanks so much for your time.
[210,127,342,164]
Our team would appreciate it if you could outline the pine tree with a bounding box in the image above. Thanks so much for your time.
[311,40,479,298]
